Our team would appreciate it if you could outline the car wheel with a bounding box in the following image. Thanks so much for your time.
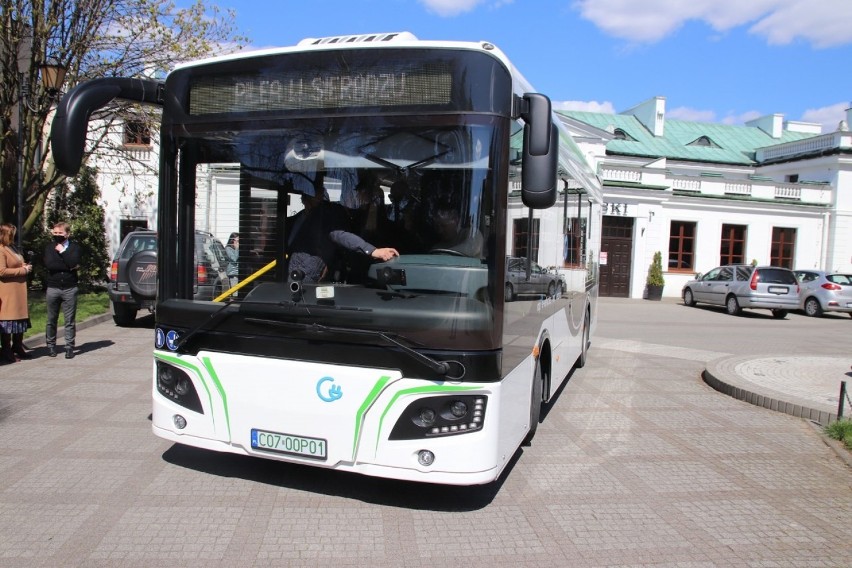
[804,297,823,317]
[505,283,514,302]
[547,281,556,297]
[522,359,544,446]
[112,302,137,327]
[725,295,741,316]
[771,309,788,319]
[683,288,696,307]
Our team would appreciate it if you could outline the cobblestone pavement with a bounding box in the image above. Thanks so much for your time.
[0,299,850,567]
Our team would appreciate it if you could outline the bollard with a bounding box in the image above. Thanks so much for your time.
[838,381,847,420]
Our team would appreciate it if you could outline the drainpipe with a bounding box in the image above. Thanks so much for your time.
[820,210,831,270]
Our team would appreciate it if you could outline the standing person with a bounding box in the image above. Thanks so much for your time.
[0,223,33,363]
[225,232,239,287]
[43,221,82,359]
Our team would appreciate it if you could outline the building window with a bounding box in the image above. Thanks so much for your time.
[513,217,540,260]
[720,224,747,265]
[613,128,635,141]
[668,221,696,271]
[770,227,796,268]
[123,121,151,146]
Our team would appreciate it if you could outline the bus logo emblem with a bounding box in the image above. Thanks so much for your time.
[316,376,342,402]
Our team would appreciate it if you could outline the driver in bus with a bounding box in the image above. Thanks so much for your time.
[286,176,399,283]
[428,194,484,258]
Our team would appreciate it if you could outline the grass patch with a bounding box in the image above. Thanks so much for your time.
[24,291,110,339]
[824,419,852,451]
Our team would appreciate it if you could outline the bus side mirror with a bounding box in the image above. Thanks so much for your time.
[520,93,557,209]
[51,77,164,176]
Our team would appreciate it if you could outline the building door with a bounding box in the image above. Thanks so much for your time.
[600,216,634,297]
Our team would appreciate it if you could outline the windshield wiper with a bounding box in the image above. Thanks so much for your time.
[173,300,236,351]
[245,318,462,378]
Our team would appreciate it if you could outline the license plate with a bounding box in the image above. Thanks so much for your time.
[768,286,788,294]
[251,428,327,460]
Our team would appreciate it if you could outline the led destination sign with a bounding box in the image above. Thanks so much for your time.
[189,62,452,115]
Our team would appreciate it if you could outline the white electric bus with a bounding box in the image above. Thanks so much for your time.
[52,32,602,485]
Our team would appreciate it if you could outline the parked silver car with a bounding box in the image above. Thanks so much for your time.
[682,264,800,318]
[793,270,852,317]
[504,256,564,301]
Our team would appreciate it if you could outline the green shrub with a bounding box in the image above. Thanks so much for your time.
[646,251,665,287]
[824,419,852,450]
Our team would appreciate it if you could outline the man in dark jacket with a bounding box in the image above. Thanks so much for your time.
[43,221,82,358]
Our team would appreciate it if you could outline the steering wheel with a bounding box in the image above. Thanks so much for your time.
[429,248,465,257]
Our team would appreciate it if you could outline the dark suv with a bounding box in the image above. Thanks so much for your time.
[108,229,231,326]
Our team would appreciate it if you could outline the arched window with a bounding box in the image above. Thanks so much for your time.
[687,135,720,148]
[613,128,635,141]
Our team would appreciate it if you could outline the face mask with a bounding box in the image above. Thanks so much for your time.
[53,235,67,243]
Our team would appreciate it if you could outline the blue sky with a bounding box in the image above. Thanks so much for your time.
[211,0,852,132]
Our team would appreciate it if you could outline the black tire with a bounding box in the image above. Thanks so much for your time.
[505,282,514,302]
[725,295,741,316]
[126,250,158,297]
[523,361,544,445]
[804,297,823,317]
[683,288,696,307]
[576,311,590,369]
[547,281,556,297]
[112,302,137,327]
[771,309,788,319]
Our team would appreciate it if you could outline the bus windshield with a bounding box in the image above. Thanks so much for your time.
[171,116,504,351]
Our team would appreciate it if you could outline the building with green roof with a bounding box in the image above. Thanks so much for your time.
[559,96,852,300]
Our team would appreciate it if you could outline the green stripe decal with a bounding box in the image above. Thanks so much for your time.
[201,357,231,439]
[375,385,479,451]
[154,352,216,429]
[352,375,392,458]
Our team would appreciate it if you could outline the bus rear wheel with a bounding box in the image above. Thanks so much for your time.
[576,311,590,368]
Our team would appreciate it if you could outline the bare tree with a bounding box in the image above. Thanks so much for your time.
[0,0,245,236]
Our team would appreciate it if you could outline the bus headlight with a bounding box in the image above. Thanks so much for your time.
[156,361,203,414]
[389,395,487,440]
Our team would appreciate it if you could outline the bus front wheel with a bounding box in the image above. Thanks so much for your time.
[523,361,544,446]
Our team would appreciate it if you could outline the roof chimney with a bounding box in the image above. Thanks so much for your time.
[621,96,665,137]
[746,114,784,138]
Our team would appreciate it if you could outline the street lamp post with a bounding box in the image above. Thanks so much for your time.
[15,63,67,248]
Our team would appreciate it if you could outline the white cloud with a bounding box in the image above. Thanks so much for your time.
[418,0,513,17]
[553,100,616,113]
[667,106,717,123]
[721,110,763,125]
[573,0,852,48]
[419,0,485,17]
[801,102,850,132]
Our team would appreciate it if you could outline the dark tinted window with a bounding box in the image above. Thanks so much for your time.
[828,274,852,285]
[119,234,156,259]
[735,265,753,281]
[756,268,797,285]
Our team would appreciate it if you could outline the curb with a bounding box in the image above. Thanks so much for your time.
[702,362,838,426]
[22,313,114,349]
